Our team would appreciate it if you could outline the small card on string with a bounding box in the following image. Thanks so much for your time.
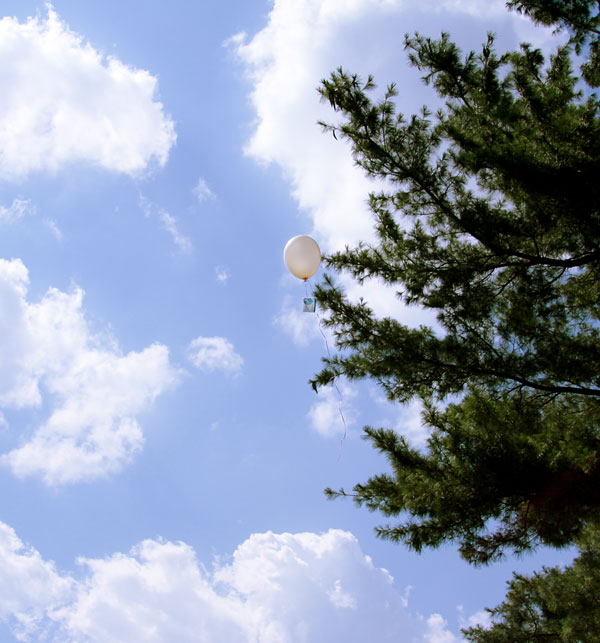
[303,297,317,313]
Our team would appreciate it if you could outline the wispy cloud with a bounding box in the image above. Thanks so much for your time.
[370,392,431,450]
[215,266,229,284]
[273,296,324,347]
[308,382,357,438]
[0,199,34,223]
[44,218,63,241]
[139,195,192,253]
[193,177,216,202]
[158,210,193,253]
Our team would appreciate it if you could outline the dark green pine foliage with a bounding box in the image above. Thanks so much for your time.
[312,0,600,565]
[462,522,600,641]
[507,0,600,87]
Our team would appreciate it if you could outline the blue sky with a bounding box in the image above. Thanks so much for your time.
[0,1,574,641]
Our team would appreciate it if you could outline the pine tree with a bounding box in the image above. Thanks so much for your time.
[313,0,600,564]
[462,522,600,641]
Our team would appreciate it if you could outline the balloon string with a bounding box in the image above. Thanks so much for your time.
[306,279,347,457]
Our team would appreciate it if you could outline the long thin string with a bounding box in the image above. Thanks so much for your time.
[305,279,347,455]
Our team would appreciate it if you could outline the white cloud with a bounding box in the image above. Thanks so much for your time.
[371,393,430,449]
[424,614,459,643]
[0,199,33,223]
[467,611,491,628]
[193,177,216,202]
[308,382,356,438]
[344,276,441,327]
[159,209,193,253]
[458,605,492,631]
[273,295,325,346]
[0,7,175,180]
[139,196,192,252]
[0,522,459,642]
[0,258,178,485]
[61,540,249,643]
[232,0,388,253]
[187,336,244,375]
[437,0,505,17]
[215,266,229,284]
[0,522,75,641]
[44,218,63,241]
[328,579,358,609]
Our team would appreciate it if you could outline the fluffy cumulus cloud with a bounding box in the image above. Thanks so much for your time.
[0,258,177,485]
[0,522,459,642]
[187,336,244,375]
[0,7,175,180]
[232,0,389,253]
[424,614,459,643]
[0,522,75,641]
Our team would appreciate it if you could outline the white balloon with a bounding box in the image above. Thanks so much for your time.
[283,235,321,280]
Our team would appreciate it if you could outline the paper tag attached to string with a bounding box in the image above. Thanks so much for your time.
[303,297,317,313]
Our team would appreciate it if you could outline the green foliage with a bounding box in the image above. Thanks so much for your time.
[327,393,600,564]
[463,522,600,641]
[314,1,600,564]
[508,0,600,86]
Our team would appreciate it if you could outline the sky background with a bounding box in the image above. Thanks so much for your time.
[0,1,574,641]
